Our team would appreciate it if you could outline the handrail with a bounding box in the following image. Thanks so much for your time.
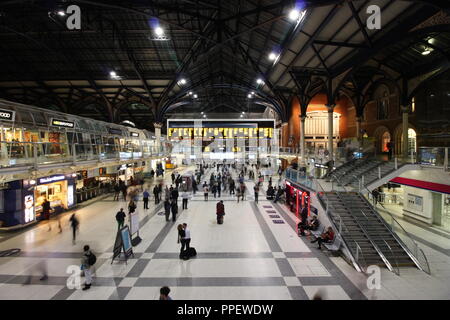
[358,194,430,274]
[381,239,400,276]
[336,192,395,272]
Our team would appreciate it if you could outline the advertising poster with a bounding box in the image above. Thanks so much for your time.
[24,195,35,223]
[67,185,74,207]
[130,212,140,235]
[121,226,132,254]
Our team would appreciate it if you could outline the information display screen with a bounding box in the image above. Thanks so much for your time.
[121,227,132,253]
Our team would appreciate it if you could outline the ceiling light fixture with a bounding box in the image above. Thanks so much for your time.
[422,49,432,55]
[155,26,164,36]
[289,9,300,21]
[268,52,278,61]
[247,94,252,98]
[57,10,66,16]
[193,94,198,99]
[256,78,264,85]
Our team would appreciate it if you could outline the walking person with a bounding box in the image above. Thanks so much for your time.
[128,199,137,214]
[113,184,120,201]
[236,187,241,203]
[81,245,96,291]
[116,208,126,229]
[171,173,176,185]
[164,199,171,222]
[216,200,225,224]
[254,184,259,204]
[121,184,127,201]
[171,200,178,222]
[153,185,159,204]
[42,198,51,221]
[143,189,150,210]
[69,213,79,245]
[182,191,189,210]
[212,183,217,198]
[203,184,209,201]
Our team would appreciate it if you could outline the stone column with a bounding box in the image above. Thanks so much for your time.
[401,106,409,160]
[154,122,163,153]
[355,116,362,140]
[300,115,306,164]
[280,122,288,149]
[326,104,335,157]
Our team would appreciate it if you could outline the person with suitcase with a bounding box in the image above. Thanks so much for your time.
[177,224,188,260]
[216,200,225,224]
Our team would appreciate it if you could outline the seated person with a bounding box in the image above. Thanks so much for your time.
[298,215,320,236]
[266,186,275,199]
[311,226,334,249]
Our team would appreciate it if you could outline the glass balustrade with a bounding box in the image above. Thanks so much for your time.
[0,141,170,169]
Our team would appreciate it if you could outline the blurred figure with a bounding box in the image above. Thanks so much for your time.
[69,213,79,245]
[23,260,48,285]
[164,199,171,222]
[159,286,172,300]
[171,200,178,222]
[143,189,149,209]
[312,289,325,300]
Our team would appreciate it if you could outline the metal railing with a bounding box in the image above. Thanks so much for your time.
[0,140,168,169]
[314,178,369,273]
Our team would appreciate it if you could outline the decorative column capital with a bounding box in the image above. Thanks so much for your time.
[281,122,289,127]
[400,105,410,113]
[299,114,307,121]
[326,104,336,112]
[153,122,164,129]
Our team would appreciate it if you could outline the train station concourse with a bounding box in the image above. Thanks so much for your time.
[0,0,449,304]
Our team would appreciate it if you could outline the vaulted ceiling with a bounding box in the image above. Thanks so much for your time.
[0,0,448,130]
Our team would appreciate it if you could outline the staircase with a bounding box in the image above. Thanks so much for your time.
[324,158,366,180]
[320,191,419,272]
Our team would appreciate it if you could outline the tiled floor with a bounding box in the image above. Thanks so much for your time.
[0,166,449,300]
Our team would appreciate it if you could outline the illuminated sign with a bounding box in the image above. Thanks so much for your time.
[24,195,35,223]
[51,119,75,128]
[131,132,139,137]
[0,109,15,121]
[39,175,65,184]
[68,185,74,207]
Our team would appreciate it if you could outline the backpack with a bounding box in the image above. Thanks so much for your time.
[88,253,97,266]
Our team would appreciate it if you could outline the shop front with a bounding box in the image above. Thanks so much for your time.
[285,180,311,219]
[0,174,76,227]
[379,177,450,233]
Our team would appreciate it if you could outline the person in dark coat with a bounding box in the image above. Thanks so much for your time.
[116,208,126,229]
[42,198,51,220]
[171,200,178,222]
[298,206,309,236]
[164,200,171,222]
[216,200,225,224]
[69,213,79,245]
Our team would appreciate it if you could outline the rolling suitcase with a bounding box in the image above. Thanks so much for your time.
[187,247,197,257]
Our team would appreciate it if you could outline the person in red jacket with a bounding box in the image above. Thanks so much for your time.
[216,200,225,224]
[311,226,335,249]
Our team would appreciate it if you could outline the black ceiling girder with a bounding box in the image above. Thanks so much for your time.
[313,40,368,49]
[347,1,373,48]
[271,4,340,87]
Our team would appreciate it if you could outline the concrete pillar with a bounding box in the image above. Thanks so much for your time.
[326,104,335,157]
[401,106,409,160]
[300,115,306,164]
[154,122,163,154]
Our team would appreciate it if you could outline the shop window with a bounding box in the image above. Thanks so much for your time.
[381,131,391,152]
